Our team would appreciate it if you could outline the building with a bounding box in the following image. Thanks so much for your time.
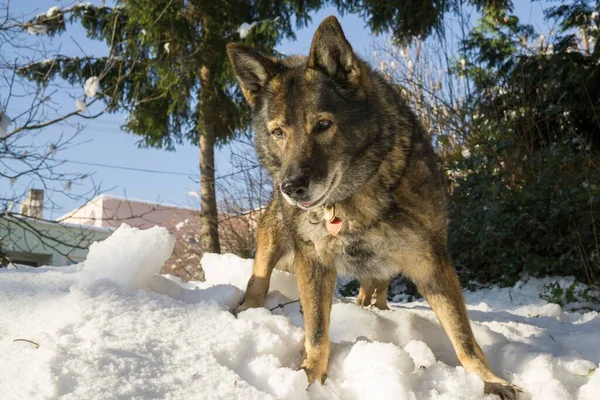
[58,194,199,231]
[59,193,263,258]
[0,190,112,266]
[1,191,262,278]
[58,194,208,280]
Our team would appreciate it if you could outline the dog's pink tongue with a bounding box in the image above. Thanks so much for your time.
[326,217,343,236]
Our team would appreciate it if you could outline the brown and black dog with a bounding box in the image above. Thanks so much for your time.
[227,16,519,399]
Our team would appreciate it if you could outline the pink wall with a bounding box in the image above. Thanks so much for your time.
[59,195,200,232]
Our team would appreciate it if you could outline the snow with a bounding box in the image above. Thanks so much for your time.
[46,6,60,18]
[0,110,12,136]
[75,99,87,112]
[84,76,100,97]
[237,22,258,39]
[27,25,48,35]
[2,224,600,399]
[75,2,93,9]
[79,224,175,289]
[175,218,189,230]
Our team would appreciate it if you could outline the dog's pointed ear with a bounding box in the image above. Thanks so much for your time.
[227,43,278,106]
[308,16,361,85]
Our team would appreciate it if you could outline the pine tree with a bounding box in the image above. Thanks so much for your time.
[19,1,325,253]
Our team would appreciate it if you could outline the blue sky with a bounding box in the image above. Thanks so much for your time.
[1,1,548,220]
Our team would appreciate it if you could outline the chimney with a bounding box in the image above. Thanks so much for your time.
[21,189,44,219]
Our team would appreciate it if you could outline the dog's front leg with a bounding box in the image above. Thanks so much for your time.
[234,212,282,315]
[296,247,336,384]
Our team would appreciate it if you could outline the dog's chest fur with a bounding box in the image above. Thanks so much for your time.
[296,212,403,279]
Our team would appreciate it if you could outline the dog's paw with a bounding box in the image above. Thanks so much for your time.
[355,296,390,310]
[374,302,390,310]
[301,366,327,386]
[355,295,368,307]
[231,302,250,317]
[300,359,327,385]
[484,381,523,400]
[231,295,265,317]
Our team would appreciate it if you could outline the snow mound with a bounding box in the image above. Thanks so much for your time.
[340,340,415,399]
[202,252,299,300]
[78,224,175,289]
[1,228,600,399]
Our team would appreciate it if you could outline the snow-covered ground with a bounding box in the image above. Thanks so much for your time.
[2,225,599,400]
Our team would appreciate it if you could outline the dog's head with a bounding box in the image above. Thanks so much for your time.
[228,16,379,210]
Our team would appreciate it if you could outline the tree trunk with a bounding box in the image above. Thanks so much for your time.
[199,65,221,254]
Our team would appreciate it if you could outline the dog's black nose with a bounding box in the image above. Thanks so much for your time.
[281,175,309,200]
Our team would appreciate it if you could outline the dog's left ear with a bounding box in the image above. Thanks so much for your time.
[308,16,361,85]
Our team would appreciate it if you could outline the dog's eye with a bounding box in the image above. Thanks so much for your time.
[313,119,333,134]
[271,128,284,138]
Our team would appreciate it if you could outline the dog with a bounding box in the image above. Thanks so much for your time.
[227,16,519,399]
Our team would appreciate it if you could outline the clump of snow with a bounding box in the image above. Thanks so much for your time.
[84,76,100,97]
[339,340,415,399]
[174,218,189,230]
[0,110,12,136]
[404,340,437,369]
[27,24,48,35]
[75,2,93,9]
[45,6,60,18]
[75,98,87,112]
[78,224,175,289]
[237,22,257,39]
[2,229,600,399]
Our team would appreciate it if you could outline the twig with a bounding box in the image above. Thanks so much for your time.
[13,338,40,348]
[269,299,300,312]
